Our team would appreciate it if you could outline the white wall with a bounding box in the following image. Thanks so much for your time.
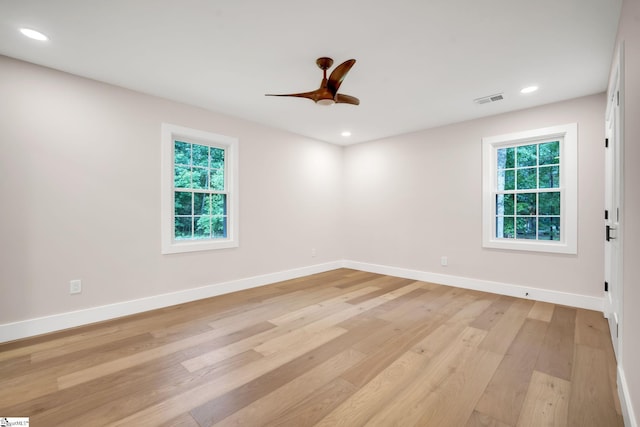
[0,55,344,325]
[615,0,640,422]
[343,94,605,298]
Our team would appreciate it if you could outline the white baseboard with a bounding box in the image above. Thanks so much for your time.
[0,259,606,343]
[619,365,638,427]
[0,261,343,343]
[342,260,604,312]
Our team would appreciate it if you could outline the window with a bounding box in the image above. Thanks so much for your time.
[161,123,238,254]
[482,123,577,254]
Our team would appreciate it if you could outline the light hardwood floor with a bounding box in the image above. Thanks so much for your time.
[0,269,623,426]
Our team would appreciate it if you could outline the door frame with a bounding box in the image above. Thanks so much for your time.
[604,42,624,362]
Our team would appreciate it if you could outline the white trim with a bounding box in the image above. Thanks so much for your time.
[482,123,578,254]
[0,261,342,343]
[0,260,607,343]
[342,260,603,311]
[619,365,638,427]
[161,123,239,254]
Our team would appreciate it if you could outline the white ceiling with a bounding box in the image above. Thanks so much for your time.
[0,0,622,145]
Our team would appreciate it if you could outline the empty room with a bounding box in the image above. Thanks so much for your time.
[0,1,639,426]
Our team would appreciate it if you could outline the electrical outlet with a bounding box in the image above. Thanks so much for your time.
[440,256,448,266]
[70,279,82,294]
[311,248,317,257]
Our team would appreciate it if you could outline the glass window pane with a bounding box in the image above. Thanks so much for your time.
[539,192,560,216]
[517,144,537,167]
[211,194,227,216]
[516,217,537,239]
[498,169,515,191]
[194,216,212,239]
[539,141,560,166]
[539,165,560,189]
[516,193,537,215]
[496,216,514,239]
[174,191,192,216]
[210,168,225,191]
[212,216,227,238]
[211,148,225,169]
[193,193,208,215]
[497,147,515,169]
[538,217,560,241]
[496,194,515,215]
[174,165,191,189]
[174,216,192,240]
[191,168,208,189]
[192,144,209,168]
[517,168,537,190]
[174,141,191,166]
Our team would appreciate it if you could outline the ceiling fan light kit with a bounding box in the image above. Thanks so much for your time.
[266,57,360,106]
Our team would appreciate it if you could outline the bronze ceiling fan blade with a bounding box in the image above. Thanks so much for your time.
[335,93,360,105]
[327,59,356,95]
[265,89,323,102]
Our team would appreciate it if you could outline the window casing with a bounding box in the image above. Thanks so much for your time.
[482,123,577,254]
[161,123,238,254]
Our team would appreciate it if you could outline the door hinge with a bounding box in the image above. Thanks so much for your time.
[605,210,609,220]
[617,91,620,106]
[604,281,609,292]
[605,138,609,148]
[617,322,619,338]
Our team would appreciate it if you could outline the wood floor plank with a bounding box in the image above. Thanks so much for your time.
[527,301,555,322]
[345,278,416,305]
[264,377,357,427]
[357,287,430,321]
[107,327,347,426]
[414,348,502,427]
[475,319,549,426]
[470,295,516,330]
[268,286,380,325]
[315,349,431,427]
[341,290,480,388]
[253,282,421,357]
[191,318,382,425]
[535,305,576,381]
[57,320,276,389]
[516,370,570,427]
[211,349,366,427]
[412,296,496,359]
[159,413,201,427]
[363,327,497,426]
[190,317,387,426]
[0,325,124,363]
[181,284,398,373]
[465,410,512,427]
[181,301,356,373]
[373,283,459,323]
[479,298,534,355]
[567,344,622,427]
[574,308,608,349]
[47,350,265,427]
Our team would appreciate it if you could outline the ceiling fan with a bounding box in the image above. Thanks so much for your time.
[266,57,360,106]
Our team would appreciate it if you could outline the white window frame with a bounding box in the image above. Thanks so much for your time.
[161,123,239,254]
[482,123,577,254]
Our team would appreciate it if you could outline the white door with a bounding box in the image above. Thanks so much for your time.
[604,61,622,359]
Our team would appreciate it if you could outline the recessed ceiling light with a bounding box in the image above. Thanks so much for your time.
[19,28,48,41]
[341,131,352,137]
[520,86,539,94]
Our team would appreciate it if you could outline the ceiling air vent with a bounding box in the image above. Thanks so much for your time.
[474,93,504,104]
